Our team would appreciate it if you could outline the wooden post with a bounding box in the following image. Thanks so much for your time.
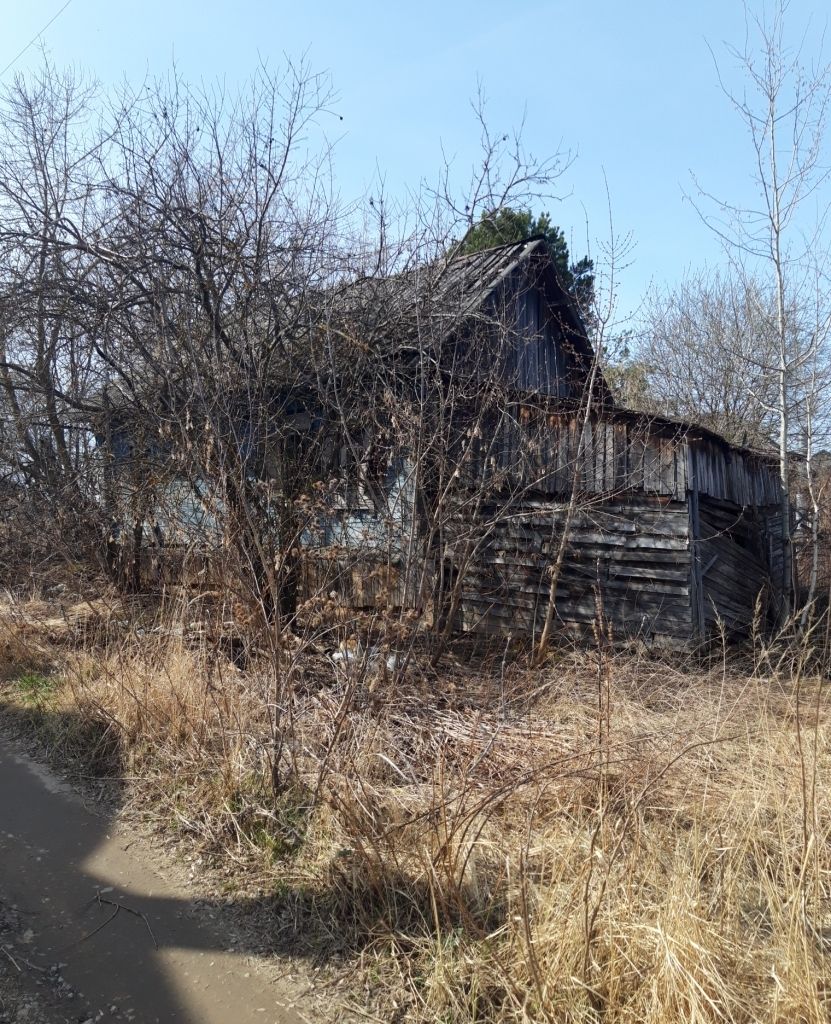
[130,517,144,593]
[688,445,705,638]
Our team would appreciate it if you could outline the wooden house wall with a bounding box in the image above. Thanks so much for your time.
[299,550,416,610]
[99,239,787,643]
[296,406,785,642]
[454,497,694,640]
[511,280,572,398]
[297,459,423,610]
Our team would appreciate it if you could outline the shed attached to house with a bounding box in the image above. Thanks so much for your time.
[97,234,788,643]
[448,403,784,640]
[301,237,787,642]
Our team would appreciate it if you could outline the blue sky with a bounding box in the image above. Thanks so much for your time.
[2,0,829,320]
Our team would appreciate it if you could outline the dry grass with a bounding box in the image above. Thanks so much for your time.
[1,592,830,1022]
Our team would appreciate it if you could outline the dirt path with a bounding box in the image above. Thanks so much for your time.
[0,733,311,1024]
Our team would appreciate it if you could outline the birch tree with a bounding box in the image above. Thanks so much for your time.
[696,0,831,618]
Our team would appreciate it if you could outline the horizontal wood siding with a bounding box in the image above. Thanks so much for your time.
[452,497,693,640]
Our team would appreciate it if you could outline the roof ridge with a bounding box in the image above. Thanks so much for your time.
[449,233,546,262]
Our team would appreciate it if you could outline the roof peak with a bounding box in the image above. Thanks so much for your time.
[451,233,546,262]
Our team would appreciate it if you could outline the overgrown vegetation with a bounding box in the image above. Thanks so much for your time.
[2,592,830,1022]
[2,4,831,1021]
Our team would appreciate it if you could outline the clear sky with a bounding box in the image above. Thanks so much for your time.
[2,0,829,322]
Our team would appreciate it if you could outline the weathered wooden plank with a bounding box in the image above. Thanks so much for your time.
[659,440,676,497]
[607,564,691,582]
[604,423,616,492]
[629,434,645,491]
[614,422,628,490]
[566,532,688,550]
[462,590,693,623]
[643,442,661,492]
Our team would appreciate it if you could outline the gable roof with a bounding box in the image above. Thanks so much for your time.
[435,234,582,326]
[87,233,782,483]
[88,234,605,420]
[322,234,600,375]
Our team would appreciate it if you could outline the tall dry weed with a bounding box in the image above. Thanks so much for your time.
[1,594,830,1022]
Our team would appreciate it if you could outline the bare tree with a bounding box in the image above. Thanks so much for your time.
[0,61,114,583]
[694,0,831,618]
[635,271,781,447]
[791,266,831,622]
[0,54,630,707]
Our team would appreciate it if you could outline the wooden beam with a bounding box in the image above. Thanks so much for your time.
[689,446,705,638]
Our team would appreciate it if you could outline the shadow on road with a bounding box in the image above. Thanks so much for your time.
[0,702,307,1024]
[0,688,494,1023]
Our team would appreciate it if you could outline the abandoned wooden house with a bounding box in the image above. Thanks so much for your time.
[100,235,787,643]
[298,236,787,641]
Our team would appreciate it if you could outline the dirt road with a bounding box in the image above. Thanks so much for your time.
[0,733,309,1024]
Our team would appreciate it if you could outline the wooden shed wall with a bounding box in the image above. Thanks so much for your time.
[473,404,781,508]
[694,496,783,630]
[480,407,688,500]
[455,497,694,640]
[689,438,781,507]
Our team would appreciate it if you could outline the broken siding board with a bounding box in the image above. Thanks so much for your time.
[566,533,688,549]
[568,417,579,484]
[702,574,764,616]
[702,557,766,598]
[699,538,768,583]
[541,426,557,492]
[607,565,691,582]
[567,549,694,569]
